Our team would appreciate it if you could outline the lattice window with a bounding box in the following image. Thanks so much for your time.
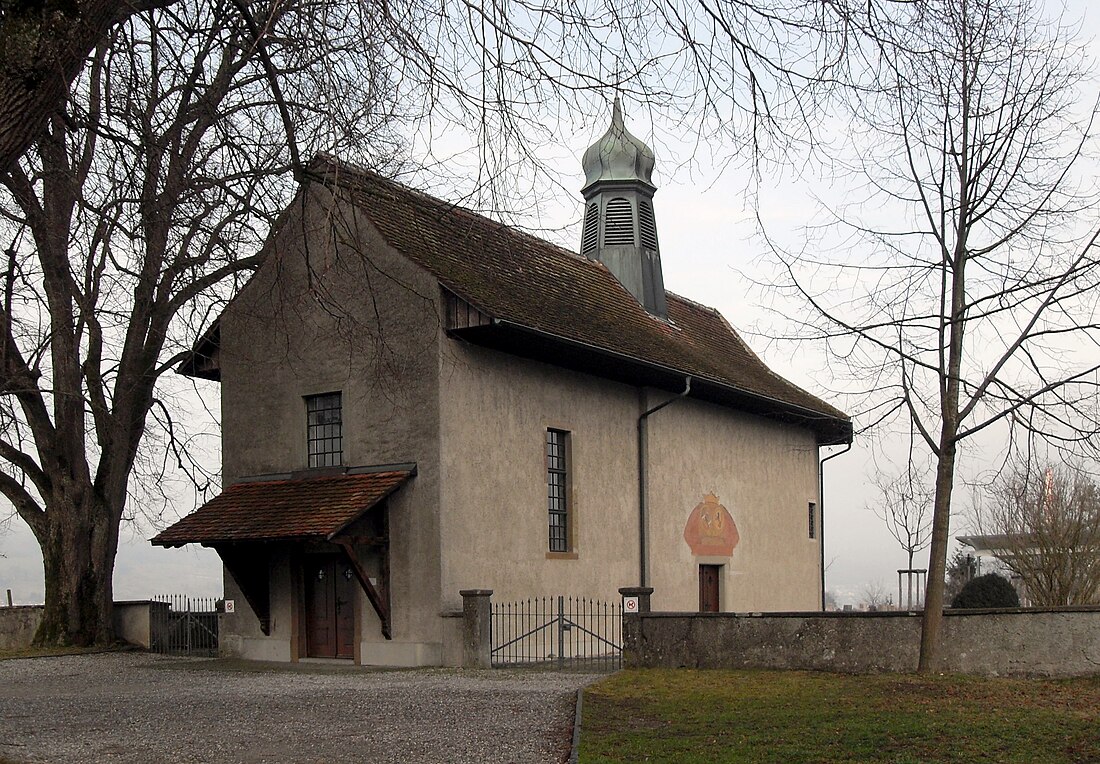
[547,429,570,552]
[808,502,817,540]
[603,197,635,246]
[306,392,343,468]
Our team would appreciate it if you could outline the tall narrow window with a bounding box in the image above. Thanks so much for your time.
[808,502,817,540]
[546,429,570,552]
[306,392,343,467]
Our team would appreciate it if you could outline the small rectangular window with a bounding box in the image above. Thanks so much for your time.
[546,429,570,552]
[306,392,343,468]
[808,502,817,539]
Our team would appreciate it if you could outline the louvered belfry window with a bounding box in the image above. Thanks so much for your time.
[581,203,599,256]
[306,392,343,467]
[639,200,658,250]
[603,197,635,246]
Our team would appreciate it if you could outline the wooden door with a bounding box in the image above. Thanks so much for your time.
[305,556,356,659]
[699,564,721,613]
[334,561,356,659]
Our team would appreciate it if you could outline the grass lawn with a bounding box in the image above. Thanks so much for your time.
[580,669,1100,763]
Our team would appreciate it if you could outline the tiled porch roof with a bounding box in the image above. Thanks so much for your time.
[151,469,413,547]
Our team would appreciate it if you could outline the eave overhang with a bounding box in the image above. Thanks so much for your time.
[447,319,853,446]
[177,320,221,381]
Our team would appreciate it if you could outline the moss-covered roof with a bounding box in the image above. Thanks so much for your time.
[306,156,850,443]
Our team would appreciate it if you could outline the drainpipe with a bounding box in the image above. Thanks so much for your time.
[637,376,692,586]
[819,442,852,610]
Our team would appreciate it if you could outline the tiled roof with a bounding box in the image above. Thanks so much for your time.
[151,470,412,546]
[306,156,850,432]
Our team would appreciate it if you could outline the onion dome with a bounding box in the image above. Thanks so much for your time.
[581,98,656,193]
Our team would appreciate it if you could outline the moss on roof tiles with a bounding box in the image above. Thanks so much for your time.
[308,157,847,424]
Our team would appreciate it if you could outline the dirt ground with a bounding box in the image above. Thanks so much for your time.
[0,652,597,763]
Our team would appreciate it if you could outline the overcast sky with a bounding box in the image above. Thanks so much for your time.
[2,0,1098,609]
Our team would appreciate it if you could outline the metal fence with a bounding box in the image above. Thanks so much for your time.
[491,596,621,670]
[151,595,219,656]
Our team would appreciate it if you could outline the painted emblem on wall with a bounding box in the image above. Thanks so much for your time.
[683,493,739,557]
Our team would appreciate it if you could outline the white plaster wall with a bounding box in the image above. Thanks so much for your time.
[219,550,294,661]
[438,343,823,614]
[645,396,822,612]
[217,187,445,659]
[438,344,641,608]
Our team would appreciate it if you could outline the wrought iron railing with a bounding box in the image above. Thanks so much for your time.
[491,595,621,670]
[151,595,220,656]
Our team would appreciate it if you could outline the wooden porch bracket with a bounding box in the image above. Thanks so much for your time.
[214,544,272,635]
[337,539,391,640]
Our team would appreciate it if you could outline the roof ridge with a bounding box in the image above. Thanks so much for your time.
[666,290,720,314]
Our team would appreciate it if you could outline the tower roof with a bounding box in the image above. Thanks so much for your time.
[581,98,656,193]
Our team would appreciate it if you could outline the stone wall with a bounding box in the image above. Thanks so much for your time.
[0,601,163,651]
[0,606,42,650]
[624,607,1100,677]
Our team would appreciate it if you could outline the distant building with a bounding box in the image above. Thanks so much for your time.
[153,103,852,666]
[956,534,1029,604]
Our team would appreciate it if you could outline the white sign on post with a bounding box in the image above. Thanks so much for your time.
[623,596,639,613]
[224,600,235,614]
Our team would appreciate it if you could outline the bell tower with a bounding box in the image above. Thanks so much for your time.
[579,98,667,317]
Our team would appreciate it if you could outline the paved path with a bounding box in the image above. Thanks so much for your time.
[0,653,599,763]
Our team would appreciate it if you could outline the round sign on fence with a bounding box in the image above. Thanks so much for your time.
[623,596,639,613]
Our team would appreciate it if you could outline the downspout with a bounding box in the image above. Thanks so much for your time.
[819,442,852,610]
[638,376,692,586]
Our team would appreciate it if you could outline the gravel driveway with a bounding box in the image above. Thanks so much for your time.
[0,653,599,763]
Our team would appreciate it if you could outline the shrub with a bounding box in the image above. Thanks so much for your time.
[951,573,1020,609]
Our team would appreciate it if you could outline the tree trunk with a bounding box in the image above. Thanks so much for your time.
[918,438,958,672]
[907,550,914,610]
[33,493,119,646]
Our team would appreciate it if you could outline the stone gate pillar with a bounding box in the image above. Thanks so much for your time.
[619,586,653,668]
[460,589,493,669]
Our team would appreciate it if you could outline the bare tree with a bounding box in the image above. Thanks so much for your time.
[0,0,896,646]
[861,579,892,611]
[0,1,170,172]
[766,0,1100,671]
[0,0,399,645]
[1,1,890,186]
[973,462,1100,606]
[871,461,933,609]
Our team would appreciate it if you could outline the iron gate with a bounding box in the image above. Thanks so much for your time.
[151,595,219,656]
[491,596,621,670]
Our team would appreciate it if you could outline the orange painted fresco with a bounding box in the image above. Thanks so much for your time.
[683,493,740,556]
